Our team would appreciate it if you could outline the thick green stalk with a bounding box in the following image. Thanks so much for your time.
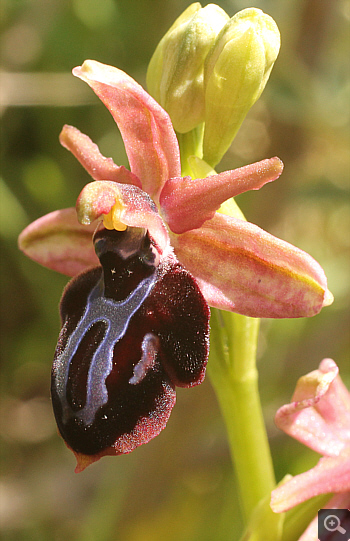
[208,309,276,522]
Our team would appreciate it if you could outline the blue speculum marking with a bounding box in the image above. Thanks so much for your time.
[129,333,160,385]
[56,270,157,426]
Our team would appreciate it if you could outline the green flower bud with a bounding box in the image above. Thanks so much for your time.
[146,2,229,133]
[203,8,280,167]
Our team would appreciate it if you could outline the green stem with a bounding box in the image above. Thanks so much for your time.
[177,123,204,176]
[208,309,276,522]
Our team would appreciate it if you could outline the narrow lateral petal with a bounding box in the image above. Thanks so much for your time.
[18,208,98,276]
[160,157,283,234]
[76,181,170,253]
[73,60,181,201]
[171,213,332,318]
[60,125,141,187]
[275,359,350,457]
[270,455,350,512]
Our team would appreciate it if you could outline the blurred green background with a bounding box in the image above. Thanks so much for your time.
[1,0,349,539]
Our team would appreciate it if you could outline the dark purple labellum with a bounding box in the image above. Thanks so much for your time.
[51,226,210,461]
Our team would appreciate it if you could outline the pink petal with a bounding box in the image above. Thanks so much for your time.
[275,359,350,456]
[59,124,141,187]
[73,60,181,201]
[316,359,350,433]
[171,213,331,318]
[76,181,170,254]
[270,454,350,512]
[160,157,284,234]
[18,208,98,276]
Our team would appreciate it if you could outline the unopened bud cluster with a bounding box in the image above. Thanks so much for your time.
[147,3,280,167]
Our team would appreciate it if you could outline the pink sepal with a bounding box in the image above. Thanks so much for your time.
[271,454,350,512]
[73,60,181,201]
[60,124,141,187]
[275,359,350,456]
[271,359,350,513]
[77,181,170,253]
[160,157,283,234]
[18,208,98,276]
[171,212,330,318]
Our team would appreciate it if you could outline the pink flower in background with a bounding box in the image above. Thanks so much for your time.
[271,358,350,537]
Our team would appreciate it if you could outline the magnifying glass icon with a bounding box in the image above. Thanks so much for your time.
[324,514,346,534]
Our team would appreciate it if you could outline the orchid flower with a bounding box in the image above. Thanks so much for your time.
[18,60,332,471]
[271,359,350,537]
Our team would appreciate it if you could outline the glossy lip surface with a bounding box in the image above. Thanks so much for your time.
[51,227,210,466]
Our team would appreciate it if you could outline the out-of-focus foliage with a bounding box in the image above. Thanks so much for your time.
[1,1,349,540]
